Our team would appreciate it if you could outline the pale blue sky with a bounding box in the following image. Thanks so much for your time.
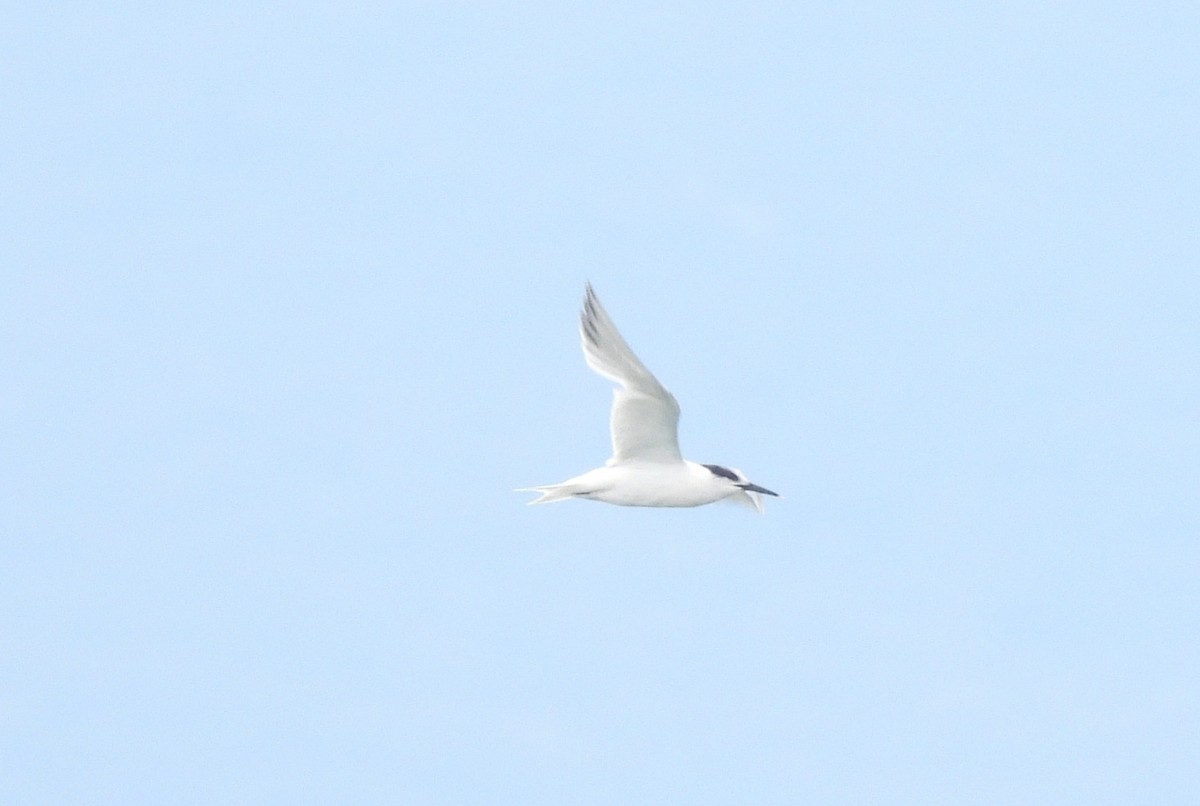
[3,2,1198,804]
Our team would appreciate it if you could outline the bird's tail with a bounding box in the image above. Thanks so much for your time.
[514,484,578,505]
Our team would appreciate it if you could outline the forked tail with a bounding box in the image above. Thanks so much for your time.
[514,484,578,505]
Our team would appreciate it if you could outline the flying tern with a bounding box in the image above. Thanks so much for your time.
[518,284,779,512]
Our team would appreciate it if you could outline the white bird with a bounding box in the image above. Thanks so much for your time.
[518,284,779,512]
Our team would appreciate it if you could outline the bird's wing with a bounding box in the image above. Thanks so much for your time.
[579,284,683,464]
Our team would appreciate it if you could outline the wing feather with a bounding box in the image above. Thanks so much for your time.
[579,284,682,464]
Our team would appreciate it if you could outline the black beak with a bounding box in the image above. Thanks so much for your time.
[738,482,779,497]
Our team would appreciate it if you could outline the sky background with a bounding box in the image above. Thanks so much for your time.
[3,2,1199,804]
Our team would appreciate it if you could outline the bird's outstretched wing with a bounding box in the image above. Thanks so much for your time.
[580,284,682,464]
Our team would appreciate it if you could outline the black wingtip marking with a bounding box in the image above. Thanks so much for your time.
[581,310,599,343]
[580,287,603,345]
[702,464,739,481]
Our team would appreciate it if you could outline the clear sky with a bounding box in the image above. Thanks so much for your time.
[3,2,1198,804]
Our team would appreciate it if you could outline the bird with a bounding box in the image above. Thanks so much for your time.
[518,283,779,512]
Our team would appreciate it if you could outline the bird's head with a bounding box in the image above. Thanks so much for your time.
[700,463,779,513]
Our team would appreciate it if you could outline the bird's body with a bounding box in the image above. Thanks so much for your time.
[518,284,778,513]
